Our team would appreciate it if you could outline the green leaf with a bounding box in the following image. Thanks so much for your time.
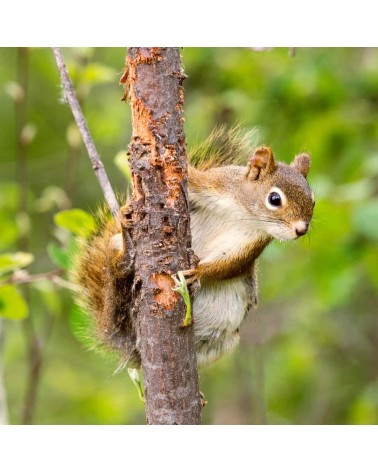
[127,368,145,403]
[54,209,95,238]
[172,271,192,327]
[47,242,69,270]
[0,252,34,276]
[0,285,28,320]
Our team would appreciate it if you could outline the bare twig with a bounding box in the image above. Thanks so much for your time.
[52,47,120,221]
[1,269,79,292]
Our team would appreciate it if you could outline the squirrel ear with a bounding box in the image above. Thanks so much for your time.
[291,153,311,178]
[247,146,277,180]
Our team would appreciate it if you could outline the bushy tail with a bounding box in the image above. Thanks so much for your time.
[188,124,258,170]
[72,208,118,323]
[71,207,140,368]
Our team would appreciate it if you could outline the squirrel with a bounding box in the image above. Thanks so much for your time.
[73,127,315,369]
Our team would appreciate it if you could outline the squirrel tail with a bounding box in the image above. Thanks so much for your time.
[72,207,117,323]
[188,124,258,170]
[71,206,140,368]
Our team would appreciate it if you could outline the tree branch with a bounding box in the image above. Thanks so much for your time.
[1,269,79,292]
[52,47,120,221]
[124,47,202,424]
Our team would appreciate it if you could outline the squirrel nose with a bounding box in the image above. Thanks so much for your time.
[294,221,309,237]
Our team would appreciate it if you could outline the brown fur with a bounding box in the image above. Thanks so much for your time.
[72,209,140,367]
[73,127,314,368]
[189,125,257,171]
[197,236,272,281]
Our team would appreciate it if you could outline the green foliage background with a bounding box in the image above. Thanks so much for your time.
[0,47,377,425]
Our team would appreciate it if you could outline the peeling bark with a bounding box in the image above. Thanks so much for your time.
[123,47,201,424]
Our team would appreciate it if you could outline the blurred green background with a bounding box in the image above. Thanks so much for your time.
[0,47,378,425]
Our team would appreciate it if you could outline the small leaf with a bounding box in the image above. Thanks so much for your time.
[0,285,28,320]
[12,252,34,268]
[54,209,95,238]
[127,368,145,403]
[0,252,34,276]
[172,271,192,327]
[127,368,140,384]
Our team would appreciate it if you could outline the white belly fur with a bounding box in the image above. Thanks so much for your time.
[189,188,263,366]
[193,276,251,366]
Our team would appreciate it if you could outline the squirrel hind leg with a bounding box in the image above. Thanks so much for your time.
[109,233,135,278]
[94,307,141,370]
[98,246,140,368]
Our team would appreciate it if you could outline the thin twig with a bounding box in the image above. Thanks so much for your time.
[52,47,120,221]
[1,269,79,292]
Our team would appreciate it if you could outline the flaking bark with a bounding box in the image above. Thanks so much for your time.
[123,47,202,424]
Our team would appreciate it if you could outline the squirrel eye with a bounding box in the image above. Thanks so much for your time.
[268,192,282,207]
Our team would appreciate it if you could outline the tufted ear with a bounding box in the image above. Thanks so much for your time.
[246,146,277,180]
[291,152,311,178]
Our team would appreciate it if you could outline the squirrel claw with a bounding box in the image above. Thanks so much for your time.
[179,268,200,287]
[117,258,135,277]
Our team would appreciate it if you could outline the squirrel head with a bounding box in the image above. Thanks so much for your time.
[241,146,315,241]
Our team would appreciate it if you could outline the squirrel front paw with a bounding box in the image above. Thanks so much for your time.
[178,268,200,286]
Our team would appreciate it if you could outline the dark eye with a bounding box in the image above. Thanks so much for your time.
[268,192,282,207]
